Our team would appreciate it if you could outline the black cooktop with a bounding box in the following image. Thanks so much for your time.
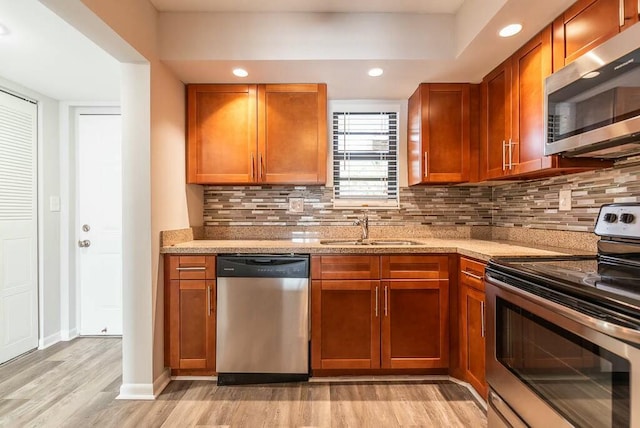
[487,255,640,323]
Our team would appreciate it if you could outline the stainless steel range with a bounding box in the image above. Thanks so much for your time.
[485,203,640,428]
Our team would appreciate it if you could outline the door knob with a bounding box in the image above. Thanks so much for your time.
[78,239,91,248]
[82,224,91,232]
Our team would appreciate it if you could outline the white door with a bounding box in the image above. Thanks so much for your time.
[0,91,38,364]
[77,112,122,336]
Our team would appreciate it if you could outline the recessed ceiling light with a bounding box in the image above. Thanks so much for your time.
[232,68,248,77]
[368,68,384,77]
[582,71,600,79]
[0,23,10,36]
[499,23,522,38]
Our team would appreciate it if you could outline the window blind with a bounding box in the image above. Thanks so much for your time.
[332,111,398,207]
[0,92,37,221]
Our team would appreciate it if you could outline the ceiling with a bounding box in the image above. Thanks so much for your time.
[0,0,577,102]
[148,0,466,13]
[154,0,576,99]
[0,0,120,101]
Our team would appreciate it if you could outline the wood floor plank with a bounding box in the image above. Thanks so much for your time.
[0,338,487,427]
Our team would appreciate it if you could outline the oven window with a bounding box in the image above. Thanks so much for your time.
[496,298,630,427]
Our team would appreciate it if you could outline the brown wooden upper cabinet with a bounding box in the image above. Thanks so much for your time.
[408,84,472,184]
[553,0,639,70]
[480,26,611,181]
[187,83,327,185]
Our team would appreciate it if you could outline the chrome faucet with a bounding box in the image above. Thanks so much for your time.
[353,212,369,241]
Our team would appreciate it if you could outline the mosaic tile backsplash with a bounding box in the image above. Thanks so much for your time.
[203,158,640,233]
[203,186,493,227]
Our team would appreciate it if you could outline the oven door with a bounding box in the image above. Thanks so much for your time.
[485,274,640,428]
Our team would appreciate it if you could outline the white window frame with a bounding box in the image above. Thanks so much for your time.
[329,100,402,209]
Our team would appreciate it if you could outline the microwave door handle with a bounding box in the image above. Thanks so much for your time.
[486,274,640,346]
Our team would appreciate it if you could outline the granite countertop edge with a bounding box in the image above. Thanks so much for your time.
[160,238,592,261]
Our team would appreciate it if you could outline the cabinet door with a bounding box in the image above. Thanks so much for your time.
[481,59,511,180]
[407,84,470,184]
[460,284,487,399]
[407,86,424,185]
[258,84,327,184]
[311,280,381,369]
[186,84,257,184]
[426,84,471,183]
[553,0,621,70]
[166,279,216,370]
[622,0,639,30]
[381,280,449,369]
[511,27,553,176]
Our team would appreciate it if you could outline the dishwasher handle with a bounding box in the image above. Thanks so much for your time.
[217,255,310,278]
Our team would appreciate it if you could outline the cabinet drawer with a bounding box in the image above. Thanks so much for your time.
[381,255,449,279]
[167,255,216,280]
[311,255,380,280]
[459,257,486,292]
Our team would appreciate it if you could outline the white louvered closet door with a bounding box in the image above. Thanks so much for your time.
[0,90,38,364]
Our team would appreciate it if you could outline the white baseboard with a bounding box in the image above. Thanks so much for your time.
[116,383,156,400]
[153,368,171,396]
[38,332,61,350]
[60,328,78,341]
[116,369,171,401]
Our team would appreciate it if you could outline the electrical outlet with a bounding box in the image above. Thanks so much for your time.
[559,189,572,211]
[288,198,304,213]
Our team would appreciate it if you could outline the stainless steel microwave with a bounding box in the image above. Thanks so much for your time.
[544,23,640,159]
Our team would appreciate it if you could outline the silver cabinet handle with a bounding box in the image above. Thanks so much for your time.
[508,138,514,170]
[501,140,506,171]
[78,239,91,248]
[620,0,625,26]
[260,154,265,179]
[251,153,255,180]
[423,152,428,178]
[375,286,379,317]
[481,301,486,338]
[176,266,206,271]
[207,285,212,316]
[462,270,483,281]
[384,286,388,317]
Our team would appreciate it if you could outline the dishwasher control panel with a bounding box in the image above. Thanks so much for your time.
[217,255,310,278]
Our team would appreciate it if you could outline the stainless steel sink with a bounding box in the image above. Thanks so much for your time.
[319,240,370,245]
[369,240,423,246]
[319,239,422,246]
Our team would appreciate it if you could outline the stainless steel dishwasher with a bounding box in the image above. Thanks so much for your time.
[216,254,309,385]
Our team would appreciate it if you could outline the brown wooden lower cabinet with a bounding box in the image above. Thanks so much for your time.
[459,256,487,399]
[164,255,216,375]
[311,255,450,372]
[311,279,381,369]
[382,279,449,369]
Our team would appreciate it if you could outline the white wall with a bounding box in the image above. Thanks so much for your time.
[0,76,61,348]
[41,0,203,396]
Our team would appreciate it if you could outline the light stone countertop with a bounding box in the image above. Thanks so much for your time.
[160,238,591,262]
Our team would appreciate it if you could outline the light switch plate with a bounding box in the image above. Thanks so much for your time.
[559,189,572,211]
[288,198,304,213]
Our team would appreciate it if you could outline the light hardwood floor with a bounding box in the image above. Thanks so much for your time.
[0,338,487,427]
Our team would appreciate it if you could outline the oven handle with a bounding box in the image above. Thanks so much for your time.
[486,274,640,346]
